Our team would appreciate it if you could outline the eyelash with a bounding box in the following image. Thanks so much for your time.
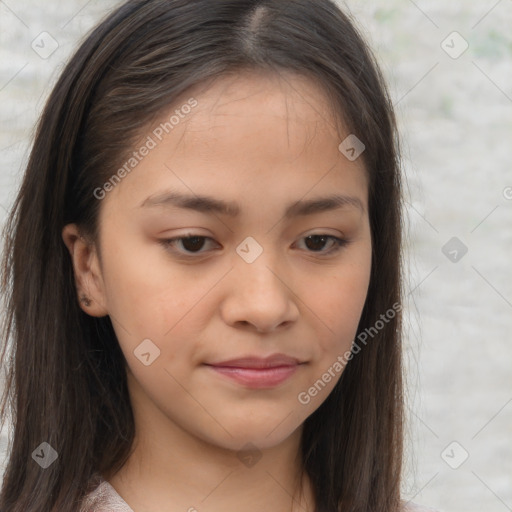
[158,234,349,258]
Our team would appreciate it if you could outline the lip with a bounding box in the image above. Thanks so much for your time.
[208,354,301,368]
[205,354,302,389]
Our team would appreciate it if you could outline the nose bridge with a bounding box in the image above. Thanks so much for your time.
[234,235,286,297]
[222,234,298,331]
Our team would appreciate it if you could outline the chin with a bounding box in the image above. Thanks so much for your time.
[195,409,306,453]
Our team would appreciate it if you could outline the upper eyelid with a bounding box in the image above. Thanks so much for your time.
[163,232,344,243]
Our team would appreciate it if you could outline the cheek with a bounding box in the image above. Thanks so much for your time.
[318,281,369,355]
[294,259,371,411]
[99,238,227,376]
[316,254,371,333]
[98,228,196,331]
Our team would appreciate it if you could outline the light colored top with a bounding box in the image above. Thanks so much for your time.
[80,477,134,512]
[79,476,440,512]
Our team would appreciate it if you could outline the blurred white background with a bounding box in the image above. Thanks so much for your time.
[0,1,511,511]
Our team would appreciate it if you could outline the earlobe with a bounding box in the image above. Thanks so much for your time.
[61,223,109,317]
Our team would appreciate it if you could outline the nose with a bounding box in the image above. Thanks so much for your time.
[220,253,300,334]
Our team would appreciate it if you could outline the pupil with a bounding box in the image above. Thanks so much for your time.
[183,237,204,252]
[306,235,327,251]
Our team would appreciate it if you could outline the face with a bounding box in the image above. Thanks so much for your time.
[65,70,372,452]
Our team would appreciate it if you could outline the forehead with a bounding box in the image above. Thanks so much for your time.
[176,69,342,147]
[193,69,337,118]
[102,69,368,218]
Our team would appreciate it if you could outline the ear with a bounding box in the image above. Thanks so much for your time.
[61,223,109,317]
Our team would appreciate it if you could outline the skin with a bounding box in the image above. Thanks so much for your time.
[62,69,372,512]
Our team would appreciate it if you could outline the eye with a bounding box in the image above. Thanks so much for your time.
[159,235,218,255]
[294,234,349,255]
[159,233,349,258]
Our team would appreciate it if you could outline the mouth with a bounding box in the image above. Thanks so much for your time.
[204,354,304,389]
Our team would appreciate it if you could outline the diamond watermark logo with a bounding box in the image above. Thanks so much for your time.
[236,236,263,264]
[31,32,59,59]
[134,338,161,366]
[237,443,262,468]
[442,237,468,263]
[441,441,469,469]
[338,134,365,161]
[32,442,59,469]
[441,31,469,59]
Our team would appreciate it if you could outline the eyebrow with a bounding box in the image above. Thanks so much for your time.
[139,190,365,218]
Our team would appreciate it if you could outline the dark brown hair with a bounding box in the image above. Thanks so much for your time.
[0,1,404,510]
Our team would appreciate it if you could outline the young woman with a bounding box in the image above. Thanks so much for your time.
[0,1,439,511]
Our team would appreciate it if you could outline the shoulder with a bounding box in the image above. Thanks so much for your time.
[79,475,134,512]
[78,478,440,512]
[401,500,442,512]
